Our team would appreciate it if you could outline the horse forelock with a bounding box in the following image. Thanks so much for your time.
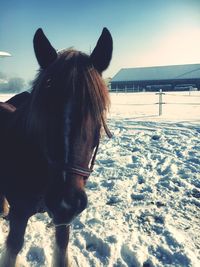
[27,49,110,149]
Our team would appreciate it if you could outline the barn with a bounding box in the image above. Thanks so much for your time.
[110,63,200,92]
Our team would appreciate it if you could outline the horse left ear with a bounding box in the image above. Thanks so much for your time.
[33,28,57,69]
[90,28,113,73]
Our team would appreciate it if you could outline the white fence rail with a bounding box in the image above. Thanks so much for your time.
[110,91,200,121]
[1,92,200,121]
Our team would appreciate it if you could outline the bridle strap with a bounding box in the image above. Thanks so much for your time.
[49,119,112,180]
[64,166,92,178]
[65,142,99,179]
[89,142,99,171]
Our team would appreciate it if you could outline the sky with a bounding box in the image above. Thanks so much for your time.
[0,0,200,85]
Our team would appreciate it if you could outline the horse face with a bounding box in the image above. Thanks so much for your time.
[45,112,100,226]
[33,27,112,226]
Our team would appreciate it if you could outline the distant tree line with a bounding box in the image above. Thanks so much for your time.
[0,72,25,93]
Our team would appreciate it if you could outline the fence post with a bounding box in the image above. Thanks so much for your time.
[189,86,193,96]
[156,89,165,116]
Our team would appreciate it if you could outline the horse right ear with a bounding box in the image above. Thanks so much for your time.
[33,28,57,69]
[90,28,113,73]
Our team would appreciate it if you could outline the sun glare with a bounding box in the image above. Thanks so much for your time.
[134,26,200,67]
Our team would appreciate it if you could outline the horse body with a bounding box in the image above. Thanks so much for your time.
[0,95,47,199]
[0,28,112,267]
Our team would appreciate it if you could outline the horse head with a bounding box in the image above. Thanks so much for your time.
[29,28,113,226]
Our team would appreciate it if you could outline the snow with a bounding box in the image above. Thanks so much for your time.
[0,91,200,267]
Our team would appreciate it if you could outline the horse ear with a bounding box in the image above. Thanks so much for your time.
[90,28,113,73]
[33,28,57,69]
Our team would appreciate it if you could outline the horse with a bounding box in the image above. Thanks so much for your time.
[0,27,112,267]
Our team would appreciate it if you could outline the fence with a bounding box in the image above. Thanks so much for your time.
[1,92,200,120]
[109,90,200,120]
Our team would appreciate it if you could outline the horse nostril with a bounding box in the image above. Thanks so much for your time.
[76,190,88,213]
[60,199,72,211]
[60,190,88,215]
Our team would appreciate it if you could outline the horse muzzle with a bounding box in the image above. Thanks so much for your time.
[47,190,88,226]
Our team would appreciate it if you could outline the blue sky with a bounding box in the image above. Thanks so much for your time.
[0,0,200,83]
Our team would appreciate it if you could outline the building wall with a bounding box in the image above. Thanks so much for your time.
[110,79,200,92]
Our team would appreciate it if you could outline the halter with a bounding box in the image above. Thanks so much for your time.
[66,116,112,179]
[64,142,99,179]
[63,118,112,180]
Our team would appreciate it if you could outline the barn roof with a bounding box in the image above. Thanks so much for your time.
[111,63,200,82]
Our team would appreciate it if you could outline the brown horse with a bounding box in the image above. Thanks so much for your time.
[0,27,112,266]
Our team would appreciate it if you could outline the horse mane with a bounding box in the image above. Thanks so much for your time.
[26,49,110,142]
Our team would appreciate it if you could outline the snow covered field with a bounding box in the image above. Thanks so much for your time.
[0,92,200,267]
